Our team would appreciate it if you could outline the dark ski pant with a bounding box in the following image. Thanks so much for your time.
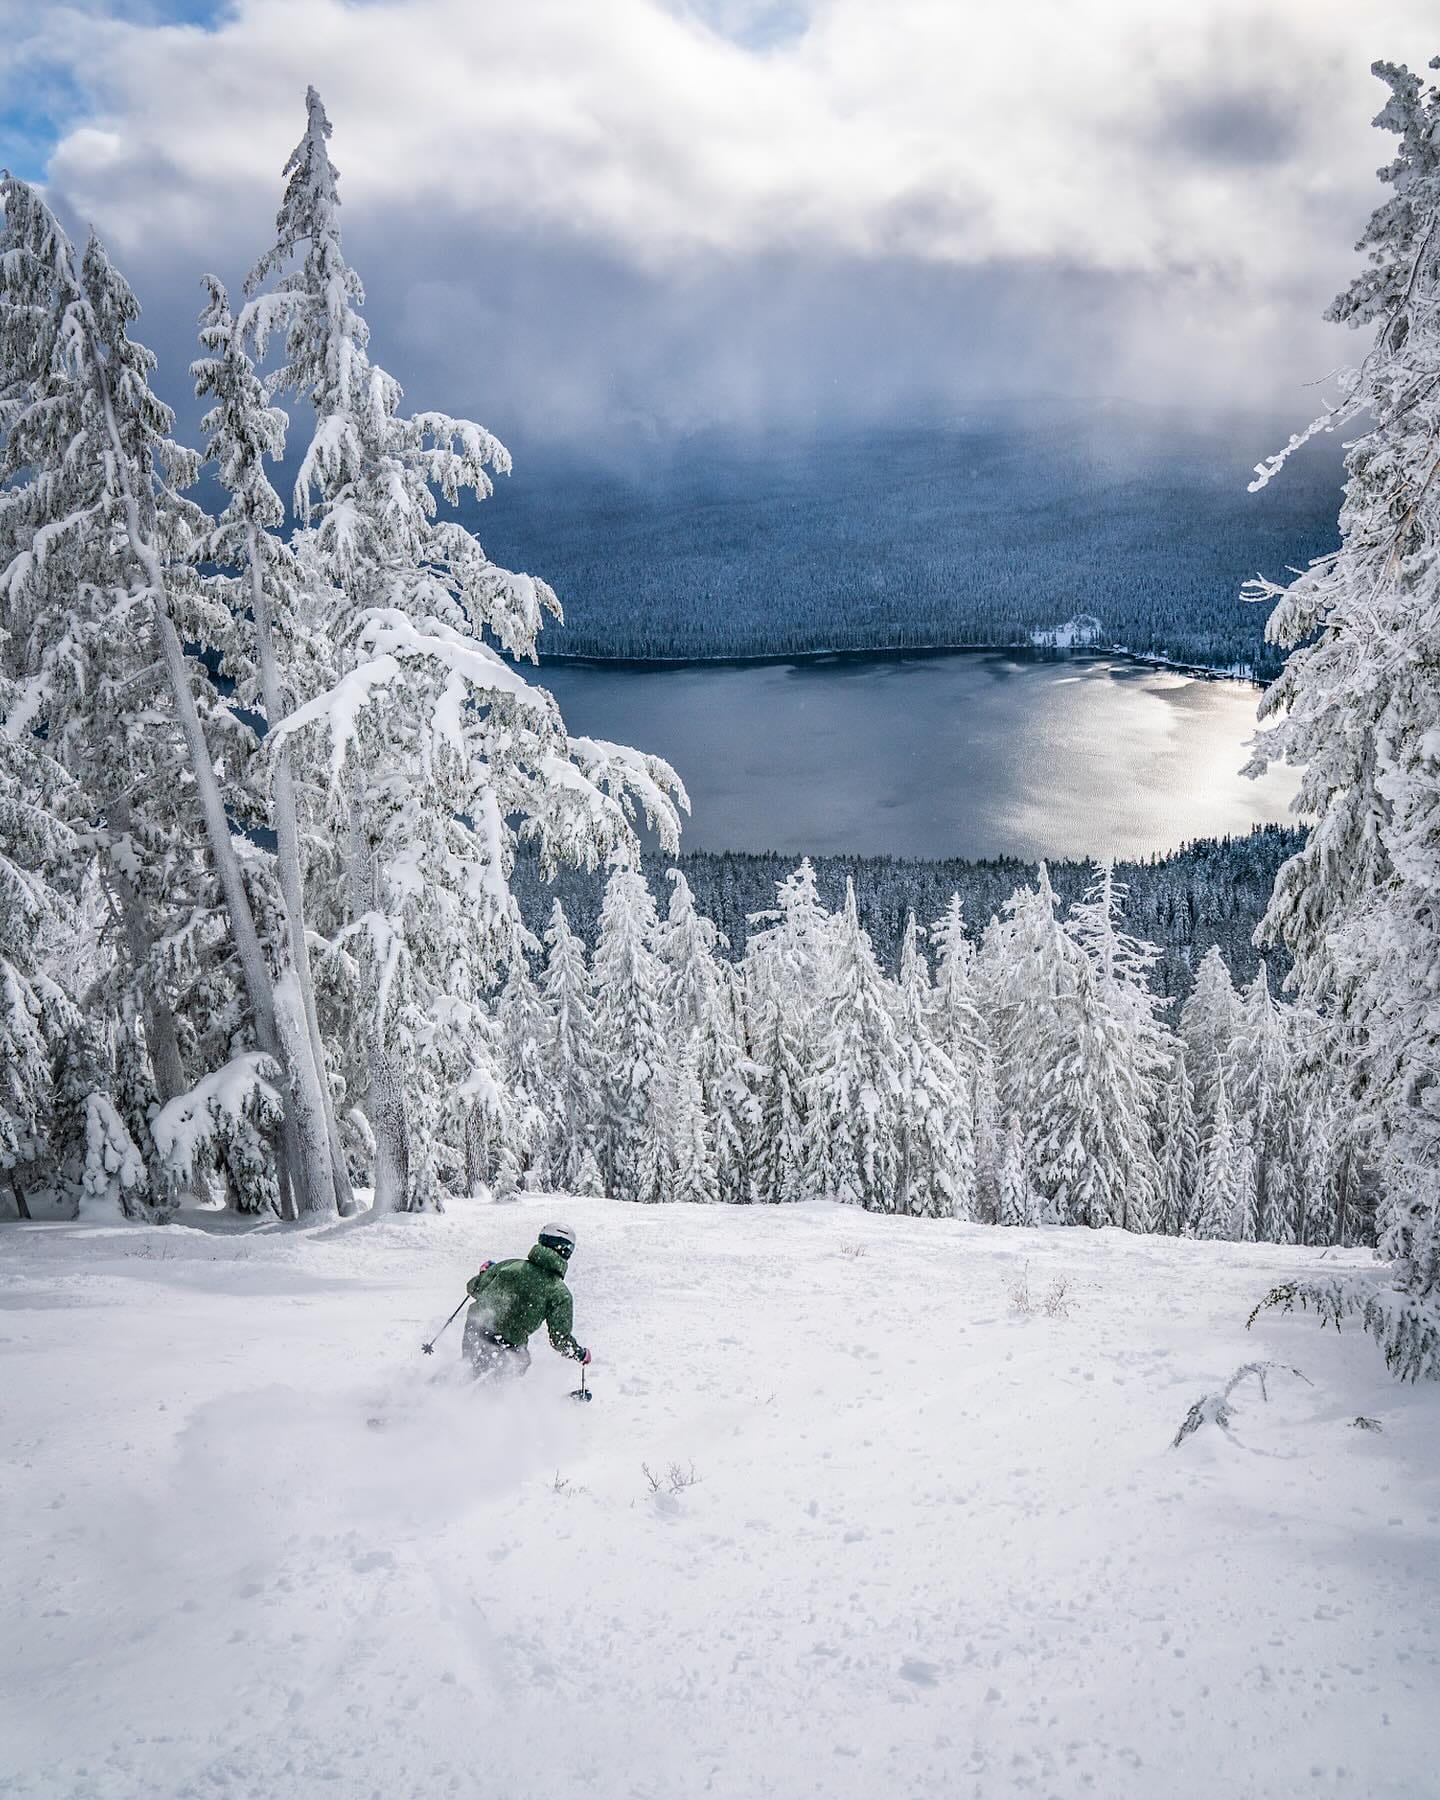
[462,1313,532,1383]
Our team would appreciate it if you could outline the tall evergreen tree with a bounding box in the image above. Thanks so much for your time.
[744,861,830,1204]
[804,882,902,1210]
[997,1117,1040,1228]
[242,89,682,1207]
[537,902,602,1191]
[1245,56,1440,1373]
[0,177,306,1211]
[979,866,1084,1139]
[972,1049,1003,1223]
[497,943,551,1187]
[1157,1045,1201,1236]
[658,871,753,1203]
[0,740,82,1217]
[1194,1061,1242,1241]
[192,275,355,1216]
[1179,947,1243,1142]
[592,867,671,1202]
[659,1032,719,1207]
[895,913,972,1218]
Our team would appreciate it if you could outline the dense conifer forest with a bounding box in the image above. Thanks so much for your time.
[513,824,1300,1000]
[476,408,1343,677]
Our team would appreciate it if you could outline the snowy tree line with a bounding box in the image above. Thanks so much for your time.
[486,857,1369,1245]
[511,825,1301,1005]
[0,91,683,1222]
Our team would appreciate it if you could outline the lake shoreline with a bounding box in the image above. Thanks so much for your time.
[528,641,1266,689]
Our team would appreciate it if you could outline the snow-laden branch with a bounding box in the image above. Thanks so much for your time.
[152,1052,284,1185]
[566,734,689,854]
[1247,391,1358,493]
[270,608,562,784]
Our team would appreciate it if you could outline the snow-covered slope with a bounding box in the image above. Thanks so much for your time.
[3,1198,1436,1800]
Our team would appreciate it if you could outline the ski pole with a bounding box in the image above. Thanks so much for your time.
[422,1296,468,1356]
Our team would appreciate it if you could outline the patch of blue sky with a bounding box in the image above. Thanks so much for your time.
[80,0,232,22]
[2,0,232,179]
[1,68,86,183]
[678,1,811,52]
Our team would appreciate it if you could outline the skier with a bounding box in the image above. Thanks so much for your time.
[461,1221,592,1382]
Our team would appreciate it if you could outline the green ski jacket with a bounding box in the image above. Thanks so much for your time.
[465,1243,585,1360]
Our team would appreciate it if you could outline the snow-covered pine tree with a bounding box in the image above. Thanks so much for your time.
[0,178,304,1213]
[0,737,79,1217]
[1026,957,1148,1230]
[537,901,602,1191]
[894,913,973,1218]
[1157,1044,1201,1236]
[997,1116,1040,1228]
[575,1147,606,1199]
[748,997,809,1205]
[928,892,985,1081]
[972,1049,1003,1223]
[1232,963,1300,1244]
[497,941,551,1188]
[1244,56,1440,1373]
[419,990,514,1202]
[928,892,986,1208]
[1179,946,1243,1142]
[243,90,683,1208]
[659,1032,719,1206]
[191,275,354,1217]
[592,867,672,1202]
[804,881,902,1210]
[1059,865,1168,1231]
[1287,1004,1370,1247]
[977,865,1085,1150]
[1234,1116,1260,1244]
[743,860,830,1204]
[657,870,753,1203]
[1193,1060,1242,1241]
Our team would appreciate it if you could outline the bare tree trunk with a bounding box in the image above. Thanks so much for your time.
[247,531,356,1217]
[0,1173,31,1219]
[368,1048,413,1211]
[344,790,415,1210]
[464,1105,487,1197]
[105,856,187,1109]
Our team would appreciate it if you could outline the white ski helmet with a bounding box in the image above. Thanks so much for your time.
[538,1221,577,1259]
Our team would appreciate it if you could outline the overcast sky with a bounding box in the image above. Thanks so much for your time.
[3,0,1437,443]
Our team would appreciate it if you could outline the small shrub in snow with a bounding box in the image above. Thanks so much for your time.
[642,1460,701,1496]
[838,1241,867,1260]
[1009,1265,1073,1318]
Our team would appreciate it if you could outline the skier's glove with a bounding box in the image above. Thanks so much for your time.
[581,1347,592,1366]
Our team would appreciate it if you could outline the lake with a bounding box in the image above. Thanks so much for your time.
[538,651,1300,861]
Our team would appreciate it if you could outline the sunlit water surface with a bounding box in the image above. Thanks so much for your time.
[538,651,1298,861]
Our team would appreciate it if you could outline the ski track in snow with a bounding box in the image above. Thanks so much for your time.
[2,1198,1437,1800]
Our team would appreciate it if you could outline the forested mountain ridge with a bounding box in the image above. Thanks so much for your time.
[474,406,1343,677]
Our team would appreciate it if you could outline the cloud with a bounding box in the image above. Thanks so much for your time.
[8,0,1439,436]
